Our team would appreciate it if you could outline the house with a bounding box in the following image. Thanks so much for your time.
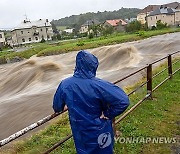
[63,28,75,34]
[137,2,180,24]
[11,19,53,46]
[146,7,180,28]
[137,5,160,24]
[103,19,128,32]
[0,32,5,47]
[79,19,100,34]
[125,18,137,23]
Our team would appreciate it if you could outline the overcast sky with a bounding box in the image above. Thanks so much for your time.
[0,0,177,29]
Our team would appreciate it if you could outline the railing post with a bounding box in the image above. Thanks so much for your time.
[168,55,173,79]
[147,64,152,99]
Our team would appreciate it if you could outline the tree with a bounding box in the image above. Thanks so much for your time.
[51,22,59,34]
[156,20,167,29]
[51,8,141,28]
[125,21,142,32]
[88,33,94,39]
[88,24,101,37]
[101,26,114,36]
[57,34,62,40]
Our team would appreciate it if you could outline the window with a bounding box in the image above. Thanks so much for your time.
[29,38,31,41]
[41,29,43,31]
[156,16,157,19]
[0,34,2,38]
[35,37,38,40]
[47,35,50,39]
[22,38,25,42]
[28,31,30,33]
[46,28,48,31]
[21,31,23,34]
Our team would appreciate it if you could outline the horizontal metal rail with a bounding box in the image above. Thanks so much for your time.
[152,67,168,79]
[113,66,147,84]
[151,55,168,65]
[43,134,73,154]
[153,68,180,92]
[172,59,179,66]
[127,81,148,96]
[115,94,150,124]
[151,51,179,65]
[172,67,180,75]
[0,110,68,147]
[171,50,180,56]
[152,76,170,92]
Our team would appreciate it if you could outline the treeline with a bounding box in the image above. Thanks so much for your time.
[52,7,141,28]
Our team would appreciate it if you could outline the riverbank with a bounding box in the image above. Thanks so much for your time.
[0,28,180,64]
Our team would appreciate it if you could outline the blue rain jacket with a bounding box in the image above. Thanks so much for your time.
[53,50,129,154]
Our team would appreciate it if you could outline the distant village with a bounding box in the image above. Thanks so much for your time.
[0,1,180,49]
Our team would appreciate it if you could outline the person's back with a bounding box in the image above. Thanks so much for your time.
[53,50,129,154]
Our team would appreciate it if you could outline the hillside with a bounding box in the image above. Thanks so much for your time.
[51,7,141,28]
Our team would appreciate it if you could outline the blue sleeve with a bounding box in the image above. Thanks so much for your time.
[53,83,65,113]
[100,81,130,119]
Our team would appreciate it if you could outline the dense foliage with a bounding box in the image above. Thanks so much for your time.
[52,8,141,29]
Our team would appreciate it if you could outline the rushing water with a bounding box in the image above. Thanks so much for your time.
[0,32,180,140]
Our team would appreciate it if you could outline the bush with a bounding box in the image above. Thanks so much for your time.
[88,33,94,39]
[126,21,142,32]
[156,20,167,29]
[40,38,46,43]
[57,34,62,40]
[102,26,114,36]
[136,31,145,36]
[52,35,57,41]
[76,42,85,46]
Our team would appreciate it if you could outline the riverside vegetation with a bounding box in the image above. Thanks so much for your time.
[0,28,180,64]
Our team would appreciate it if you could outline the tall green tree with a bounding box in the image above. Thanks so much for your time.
[125,21,142,32]
[51,22,59,34]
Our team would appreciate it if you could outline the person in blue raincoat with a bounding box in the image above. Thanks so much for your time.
[53,50,130,154]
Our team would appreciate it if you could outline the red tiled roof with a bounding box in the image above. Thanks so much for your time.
[106,19,127,26]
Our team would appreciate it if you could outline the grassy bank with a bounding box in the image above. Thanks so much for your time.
[1,58,179,154]
[0,28,180,64]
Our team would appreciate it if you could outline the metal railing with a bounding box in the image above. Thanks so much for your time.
[0,51,179,153]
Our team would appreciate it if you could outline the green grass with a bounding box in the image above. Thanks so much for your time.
[0,51,11,57]
[0,28,180,64]
[114,59,180,154]
[1,59,179,154]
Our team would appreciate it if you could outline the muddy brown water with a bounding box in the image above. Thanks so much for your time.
[0,32,180,141]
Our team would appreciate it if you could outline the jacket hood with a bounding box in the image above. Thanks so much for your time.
[74,50,99,79]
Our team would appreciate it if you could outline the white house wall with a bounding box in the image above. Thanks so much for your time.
[147,14,175,28]
[11,26,53,46]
